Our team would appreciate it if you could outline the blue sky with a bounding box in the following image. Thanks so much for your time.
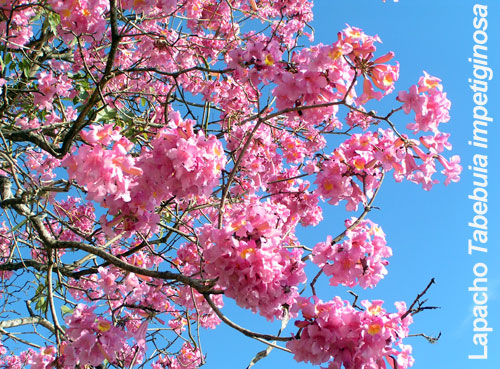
[202,1,500,369]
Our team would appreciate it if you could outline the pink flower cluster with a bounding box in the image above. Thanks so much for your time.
[95,255,165,309]
[224,122,282,193]
[63,124,142,204]
[314,130,388,211]
[405,136,462,189]
[0,339,28,368]
[315,125,461,203]
[267,167,323,228]
[152,342,203,369]
[53,197,98,242]
[199,200,306,320]
[62,304,126,368]
[0,0,35,48]
[346,110,376,130]
[287,297,414,369]
[33,71,72,111]
[173,242,225,326]
[398,72,451,133]
[137,113,225,201]
[105,113,225,234]
[337,25,399,105]
[313,219,392,288]
[48,0,108,40]
[227,35,283,85]
[395,72,461,187]
[24,347,57,369]
[63,115,225,235]
[0,223,13,280]
[25,149,63,183]
[121,0,176,15]
[272,44,342,125]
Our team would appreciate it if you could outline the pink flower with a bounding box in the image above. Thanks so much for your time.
[287,297,414,369]
[153,343,202,369]
[401,74,451,133]
[397,85,427,115]
[25,346,56,369]
[62,304,127,367]
[313,219,392,288]
[315,160,353,206]
[62,126,142,204]
[199,200,306,320]
[357,78,384,105]
[371,62,399,93]
[418,71,441,93]
[437,155,462,185]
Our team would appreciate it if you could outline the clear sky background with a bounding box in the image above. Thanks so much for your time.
[202,1,500,369]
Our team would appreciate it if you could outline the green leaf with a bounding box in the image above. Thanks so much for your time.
[95,106,117,122]
[117,111,134,125]
[35,297,47,313]
[19,59,31,79]
[47,12,60,34]
[4,51,12,67]
[33,281,45,296]
[9,218,28,234]
[60,305,74,317]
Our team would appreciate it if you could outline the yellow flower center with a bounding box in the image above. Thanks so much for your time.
[264,54,275,66]
[367,323,382,335]
[97,320,111,332]
[323,181,334,191]
[241,248,255,259]
[368,305,382,316]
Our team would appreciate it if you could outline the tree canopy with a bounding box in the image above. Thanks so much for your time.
[0,1,460,368]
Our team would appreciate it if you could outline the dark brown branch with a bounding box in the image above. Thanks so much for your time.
[408,332,442,344]
[401,278,437,320]
[0,260,73,277]
[1,129,59,157]
[347,290,363,311]
[125,66,233,78]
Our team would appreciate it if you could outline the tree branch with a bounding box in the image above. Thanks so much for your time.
[0,316,55,333]
[203,293,292,343]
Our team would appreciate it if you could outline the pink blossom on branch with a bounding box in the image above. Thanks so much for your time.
[287,297,413,369]
[199,199,306,321]
[313,219,392,288]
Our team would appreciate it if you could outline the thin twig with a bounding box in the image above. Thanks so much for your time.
[401,278,436,320]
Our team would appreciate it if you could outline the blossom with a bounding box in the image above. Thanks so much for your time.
[287,297,413,369]
[0,223,13,280]
[400,74,451,133]
[397,84,427,115]
[152,343,203,369]
[62,125,142,204]
[199,200,306,320]
[62,304,127,367]
[313,219,392,288]
[437,155,462,185]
